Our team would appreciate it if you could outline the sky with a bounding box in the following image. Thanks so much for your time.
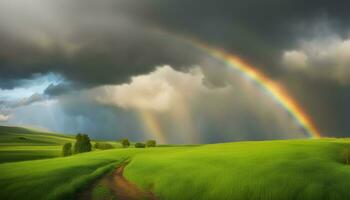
[1,0,350,143]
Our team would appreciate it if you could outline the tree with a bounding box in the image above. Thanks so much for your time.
[121,138,130,148]
[74,133,92,153]
[146,140,156,147]
[135,142,146,148]
[62,143,72,157]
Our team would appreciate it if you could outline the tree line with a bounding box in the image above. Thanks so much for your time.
[62,134,157,157]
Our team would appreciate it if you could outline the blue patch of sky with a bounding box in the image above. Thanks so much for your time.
[0,73,63,100]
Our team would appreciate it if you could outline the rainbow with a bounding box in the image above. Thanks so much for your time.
[140,110,167,144]
[139,29,321,140]
[188,40,321,138]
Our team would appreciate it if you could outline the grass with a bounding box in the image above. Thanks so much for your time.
[2,125,350,199]
[0,149,134,200]
[91,179,116,200]
[0,126,75,163]
[124,139,350,200]
[0,126,123,163]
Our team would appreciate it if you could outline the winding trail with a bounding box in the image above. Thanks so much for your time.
[77,164,157,200]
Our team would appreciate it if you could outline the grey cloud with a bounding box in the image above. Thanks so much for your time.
[0,0,203,89]
[0,93,47,111]
[1,0,350,139]
[3,0,350,89]
[44,83,73,97]
[282,36,350,84]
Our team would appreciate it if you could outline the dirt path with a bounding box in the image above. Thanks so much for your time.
[77,164,157,200]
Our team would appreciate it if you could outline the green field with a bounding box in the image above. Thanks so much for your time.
[0,126,122,163]
[1,126,350,200]
[125,139,350,200]
[0,126,75,163]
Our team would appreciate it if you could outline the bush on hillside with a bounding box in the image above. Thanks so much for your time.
[120,138,130,148]
[74,133,92,153]
[342,148,350,164]
[135,142,146,148]
[94,142,114,150]
[62,143,72,157]
[146,140,156,147]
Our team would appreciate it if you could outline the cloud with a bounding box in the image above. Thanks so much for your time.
[2,0,350,89]
[0,0,203,89]
[0,114,10,122]
[44,83,72,97]
[282,50,308,70]
[73,65,306,142]
[12,93,46,107]
[87,65,206,112]
[2,0,350,139]
[282,36,350,84]
[0,93,47,122]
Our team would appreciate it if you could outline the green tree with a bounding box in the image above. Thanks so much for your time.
[121,138,130,148]
[135,142,146,148]
[62,143,72,156]
[146,140,156,147]
[74,133,92,153]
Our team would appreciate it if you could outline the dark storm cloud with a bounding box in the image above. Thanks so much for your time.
[0,0,203,89]
[1,0,350,138]
[1,0,350,87]
[136,0,350,137]
[138,0,350,73]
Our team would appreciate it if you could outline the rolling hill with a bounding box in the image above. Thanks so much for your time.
[1,126,350,200]
[0,126,75,163]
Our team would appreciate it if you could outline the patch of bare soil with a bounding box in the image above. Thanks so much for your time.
[77,164,157,200]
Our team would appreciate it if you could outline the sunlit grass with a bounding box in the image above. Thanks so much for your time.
[0,149,133,200]
[125,139,350,200]
[2,132,350,200]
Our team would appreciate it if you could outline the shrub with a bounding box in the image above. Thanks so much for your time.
[120,138,130,148]
[18,136,27,140]
[342,148,350,164]
[62,143,72,157]
[146,140,156,147]
[94,142,114,150]
[135,142,146,148]
[74,133,92,153]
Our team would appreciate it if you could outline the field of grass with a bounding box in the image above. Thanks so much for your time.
[2,125,350,200]
[0,126,75,163]
[124,139,350,200]
[0,126,123,163]
[0,149,131,200]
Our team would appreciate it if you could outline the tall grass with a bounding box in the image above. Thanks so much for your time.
[124,139,350,200]
[2,139,350,200]
[0,149,135,200]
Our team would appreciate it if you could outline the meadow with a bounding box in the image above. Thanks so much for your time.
[1,126,350,200]
[125,139,350,200]
[0,126,74,163]
[0,126,121,163]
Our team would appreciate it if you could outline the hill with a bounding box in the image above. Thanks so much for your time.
[1,138,350,199]
[0,126,75,163]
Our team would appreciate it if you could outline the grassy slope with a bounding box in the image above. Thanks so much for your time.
[0,126,123,163]
[0,147,189,200]
[0,149,132,200]
[0,126,74,163]
[1,138,350,199]
[125,139,350,200]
